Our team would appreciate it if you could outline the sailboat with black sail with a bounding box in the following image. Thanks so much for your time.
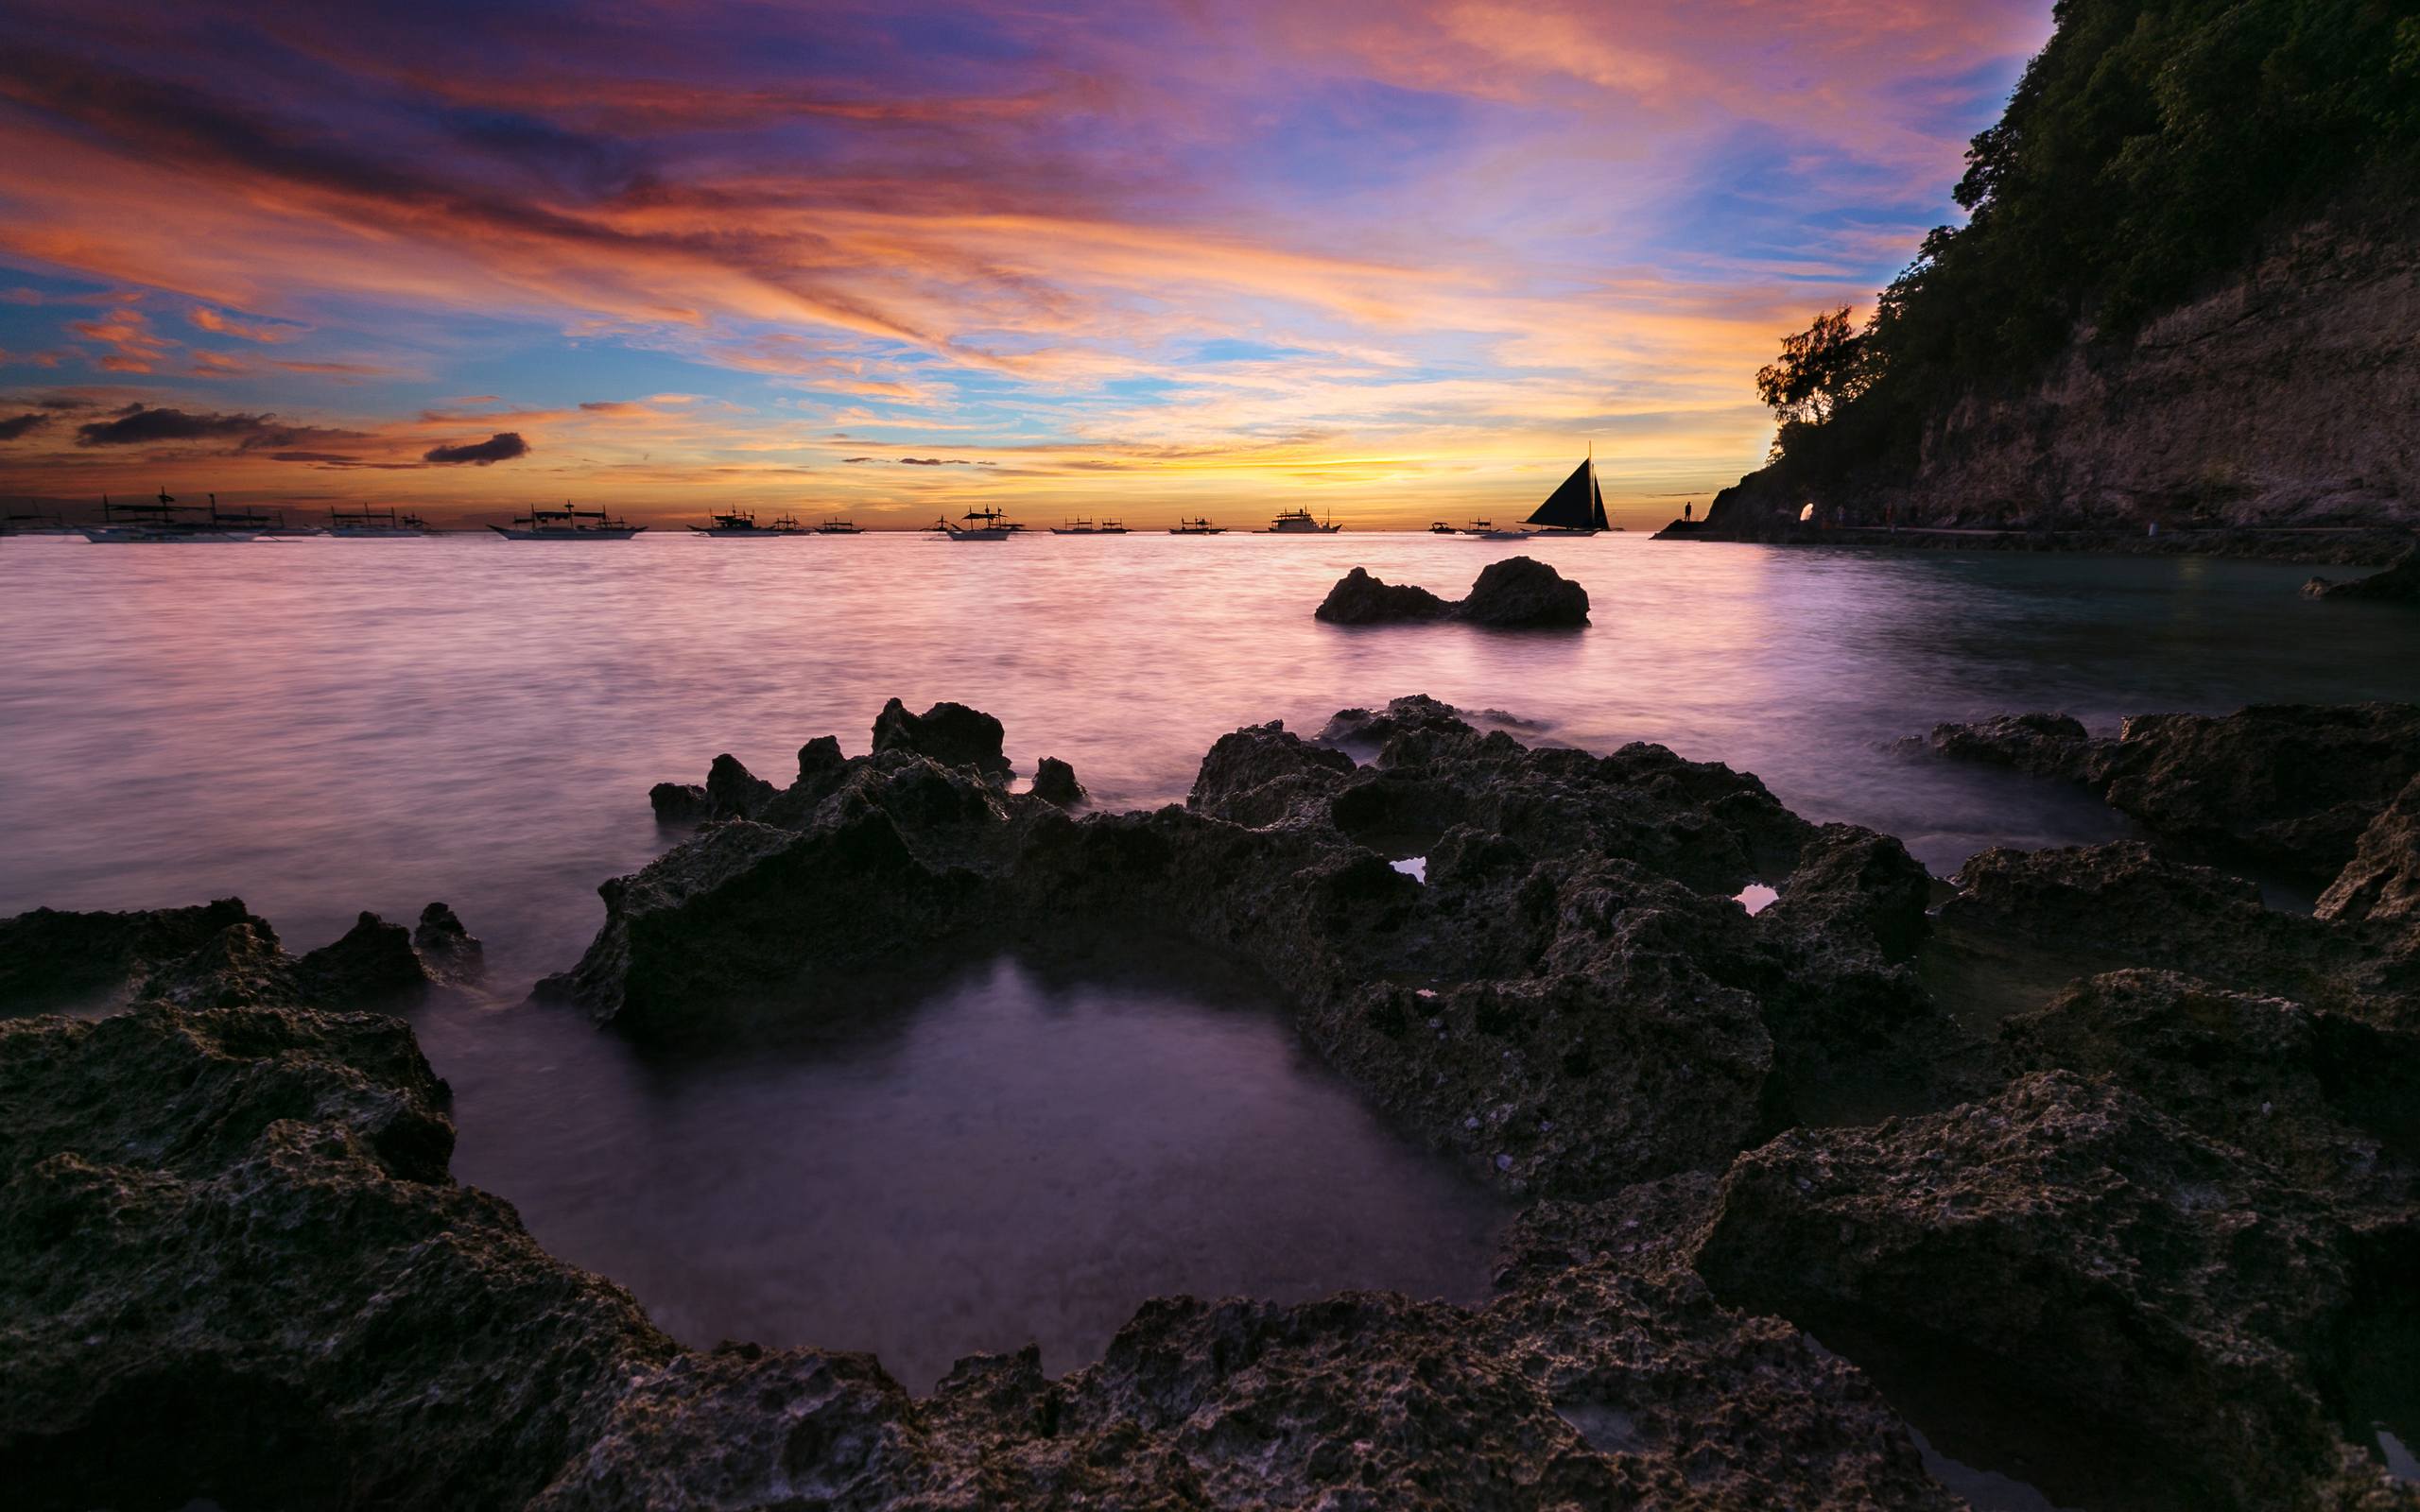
[1524,454,1610,537]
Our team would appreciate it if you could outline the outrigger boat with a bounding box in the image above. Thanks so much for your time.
[2,510,77,537]
[490,506,646,540]
[1168,517,1225,534]
[330,507,431,538]
[1264,507,1341,534]
[1427,521,1458,535]
[815,518,862,534]
[936,507,1021,541]
[1049,517,1130,534]
[689,509,806,538]
[1458,519,1527,540]
[82,490,262,542]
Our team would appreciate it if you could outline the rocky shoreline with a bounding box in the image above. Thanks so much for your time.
[5,697,2417,1509]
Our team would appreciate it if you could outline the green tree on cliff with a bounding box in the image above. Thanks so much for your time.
[1759,0,2420,470]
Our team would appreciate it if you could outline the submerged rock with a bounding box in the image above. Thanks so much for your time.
[2305,545,2420,600]
[1314,565,1455,624]
[1920,711,2108,782]
[1028,755,1086,807]
[1314,558,1590,628]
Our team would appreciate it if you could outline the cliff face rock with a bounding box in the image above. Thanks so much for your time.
[1703,204,2420,537]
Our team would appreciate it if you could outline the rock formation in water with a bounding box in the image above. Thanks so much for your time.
[2307,546,2420,600]
[1029,755,1086,807]
[1315,557,1589,627]
[1921,700,2420,885]
[10,695,2420,1509]
[0,897,458,1011]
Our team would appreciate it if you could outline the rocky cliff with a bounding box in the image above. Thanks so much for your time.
[1696,201,2420,542]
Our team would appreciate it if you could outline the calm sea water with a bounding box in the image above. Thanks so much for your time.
[4,531,2415,1402]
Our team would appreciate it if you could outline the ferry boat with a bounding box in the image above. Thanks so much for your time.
[689,509,806,538]
[1049,517,1130,535]
[490,506,647,540]
[1265,507,1341,534]
[1168,517,1225,534]
[329,507,431,538]
[937,507,1022,541]
[816,518,863,534]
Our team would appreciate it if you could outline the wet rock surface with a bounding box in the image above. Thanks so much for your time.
[1925,701,2420,884]
[17,695,2420,1509]
[1315,557,1589,627]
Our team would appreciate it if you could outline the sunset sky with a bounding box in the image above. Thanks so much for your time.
[0,0,2051,529]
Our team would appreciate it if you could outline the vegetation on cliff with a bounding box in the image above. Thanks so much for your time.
[1756,0,2420,477]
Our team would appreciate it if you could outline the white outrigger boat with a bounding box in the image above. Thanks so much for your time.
[1169,517,1225,535]
[330,506,431,538]
[689,509,806,538]
[816,518,862,534]
[490,506,646,540]
[1264,507,1341,534]
[1049,517,1129,534]
[936,507,1022,541]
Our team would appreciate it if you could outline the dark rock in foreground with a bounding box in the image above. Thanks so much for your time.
[2305,544,2420,600]
[1,1002,1967,1512]
[0,1005,675,1511]
[647,781,710,822]
[1695,1069,2414,1511]
[1315,557,1589,627]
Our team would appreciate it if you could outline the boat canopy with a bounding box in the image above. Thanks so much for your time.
[1526,457,1610,530]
